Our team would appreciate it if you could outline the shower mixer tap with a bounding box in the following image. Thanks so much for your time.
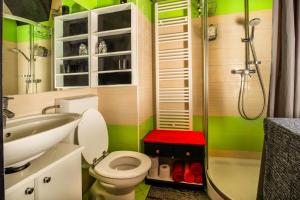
[231,68,256,77]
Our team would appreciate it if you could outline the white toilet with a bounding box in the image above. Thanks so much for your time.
[56,95,151,200]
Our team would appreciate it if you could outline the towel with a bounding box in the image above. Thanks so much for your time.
[172,162,184,182]
[194,175,203,184]
[190,162,203,176]
[184,162,195,183]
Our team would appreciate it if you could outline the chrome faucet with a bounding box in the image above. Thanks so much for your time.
[2,97,15,128]
[42,105,60,114]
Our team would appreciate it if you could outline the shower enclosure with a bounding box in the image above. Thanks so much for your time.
[152,0,269,198]
[201,0,272,199]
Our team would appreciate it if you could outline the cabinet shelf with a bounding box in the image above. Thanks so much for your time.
[146,176,203,186]
[93,27,131,37]
[56,86,90,89]
[98,69,131,74]
[56,72,89,76]
[145,177,204,190]
[56,34,89,42]
[94,50,131,58]
[55,3,136,88]
[56,55,89,60]
[97,84,135,88]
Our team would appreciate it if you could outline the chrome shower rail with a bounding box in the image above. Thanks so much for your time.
[231,0,266,120]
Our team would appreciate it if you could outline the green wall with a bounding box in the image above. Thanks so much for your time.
[3,19,17,42]
[63,0,153,21]
[193,116,264,152]
[3,17,52,43]
[106,116,154,153]
[208,116,264,152]
[62,0,87,13]
[107,114,264,153]
[214,0,272,16]
[139,116,154,152]
[107,124,139,152]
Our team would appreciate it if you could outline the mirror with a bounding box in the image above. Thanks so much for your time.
[2,1,55,95]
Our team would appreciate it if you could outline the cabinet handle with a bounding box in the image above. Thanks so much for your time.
[43,177,52,183]
[25,187,34,195]
[186,152,191,157]
[155,149,160,155]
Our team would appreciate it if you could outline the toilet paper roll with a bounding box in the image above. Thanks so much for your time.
[150,156,159,169]
[159,164,171,180]
[148,168,159,178]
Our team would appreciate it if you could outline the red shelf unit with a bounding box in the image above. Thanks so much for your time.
[143,130,206,189]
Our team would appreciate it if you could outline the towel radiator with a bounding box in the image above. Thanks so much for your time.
[155,0,193,130]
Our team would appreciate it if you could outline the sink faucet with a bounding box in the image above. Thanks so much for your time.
[2,97,15,128]
[42,105,60,114]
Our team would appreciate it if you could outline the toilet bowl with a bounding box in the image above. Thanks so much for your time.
[56,96,151,200]
[89,151,150,195]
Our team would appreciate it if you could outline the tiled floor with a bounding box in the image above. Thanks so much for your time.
[208,156,261,200]
[146,186,209,200]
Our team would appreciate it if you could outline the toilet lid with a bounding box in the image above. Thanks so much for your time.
[77,108,108,164]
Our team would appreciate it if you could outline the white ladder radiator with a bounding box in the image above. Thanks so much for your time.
[155,0,193,130]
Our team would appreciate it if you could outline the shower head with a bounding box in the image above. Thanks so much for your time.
[10,48,31,62]
[249,18,261,27]
[249,18,261,40]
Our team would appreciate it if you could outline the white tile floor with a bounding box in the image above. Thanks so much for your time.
[208,157,261,200]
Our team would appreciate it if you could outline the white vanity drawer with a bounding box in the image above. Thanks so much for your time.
[6,180,35,200]
[34,153,82,200]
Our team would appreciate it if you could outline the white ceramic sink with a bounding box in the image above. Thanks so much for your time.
[4,113,81,168]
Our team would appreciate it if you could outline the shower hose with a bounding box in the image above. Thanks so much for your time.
[238,39,267,120]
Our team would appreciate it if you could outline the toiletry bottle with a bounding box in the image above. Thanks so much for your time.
[79,44,88,55]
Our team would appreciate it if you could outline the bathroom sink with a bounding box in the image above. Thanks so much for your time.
[3,113,81,168]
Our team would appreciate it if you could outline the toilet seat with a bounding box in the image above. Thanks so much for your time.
[94,151,151,179]
[77,109,151,180]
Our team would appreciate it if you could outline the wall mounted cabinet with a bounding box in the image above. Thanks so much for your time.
[54,11,90,89]
[54,3,137,89]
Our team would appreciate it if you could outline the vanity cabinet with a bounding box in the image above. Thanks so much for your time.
[34,152,81,200]
[5,144,83,200]
[54,3,137,89]
[6,180,35,200]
